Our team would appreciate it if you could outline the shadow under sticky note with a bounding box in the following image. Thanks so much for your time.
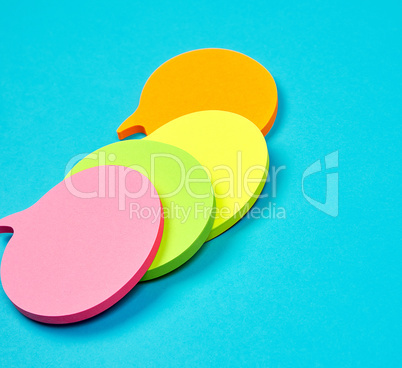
[68,140,215,281]
[117,48,278,139]
[0,166,163,324]
[146,110,269,240]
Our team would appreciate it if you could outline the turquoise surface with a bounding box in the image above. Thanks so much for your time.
[0,1,400,366]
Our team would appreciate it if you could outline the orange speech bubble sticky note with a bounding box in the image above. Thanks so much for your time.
[117,48,277,140]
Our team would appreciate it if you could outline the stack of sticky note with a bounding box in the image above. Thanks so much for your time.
[0,49,277,324]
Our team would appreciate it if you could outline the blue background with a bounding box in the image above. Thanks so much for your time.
[0,1,400,367]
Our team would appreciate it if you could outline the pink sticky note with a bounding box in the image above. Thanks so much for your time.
[0,166,163,324]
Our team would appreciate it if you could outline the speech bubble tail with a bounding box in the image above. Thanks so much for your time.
[117,111,147,140]
[0,212,19,234]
